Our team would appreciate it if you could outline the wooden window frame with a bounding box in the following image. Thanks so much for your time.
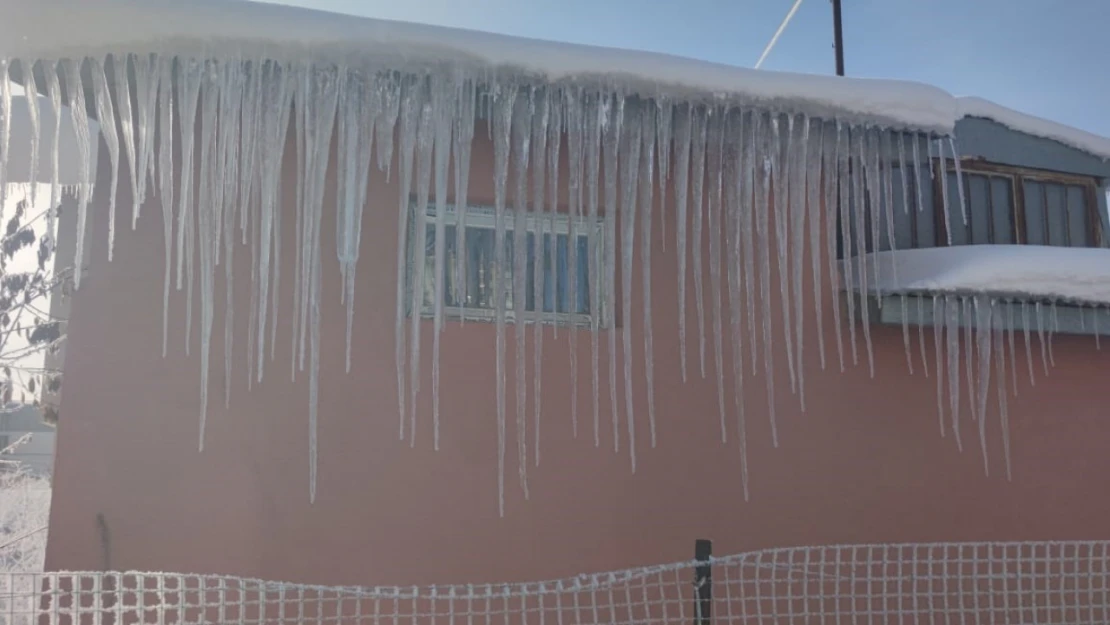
[932,158,1103,248]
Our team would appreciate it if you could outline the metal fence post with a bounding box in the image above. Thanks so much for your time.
[694,539,712,625]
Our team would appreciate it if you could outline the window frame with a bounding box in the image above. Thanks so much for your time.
[408,201,610,329]
[932,158,1104,248]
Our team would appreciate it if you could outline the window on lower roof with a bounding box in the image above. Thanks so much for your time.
[406,203,608,328]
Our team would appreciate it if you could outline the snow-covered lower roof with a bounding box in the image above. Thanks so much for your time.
[843,245,1110,306]
[957,97,1110,162]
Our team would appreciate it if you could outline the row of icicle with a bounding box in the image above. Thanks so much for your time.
[0,55,1092,512]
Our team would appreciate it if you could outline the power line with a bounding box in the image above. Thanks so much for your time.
[754,0,806,70]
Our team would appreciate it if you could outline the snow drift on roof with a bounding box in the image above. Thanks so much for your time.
[957,97,1110,162]
[843,245,1110,305]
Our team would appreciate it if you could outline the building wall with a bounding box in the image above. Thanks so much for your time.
[45,118,1110,586]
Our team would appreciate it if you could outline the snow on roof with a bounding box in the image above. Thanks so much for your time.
[4,0,1108,156]
[0,0,955,132]
[957,97,1110,162]
[843,245,1110,306]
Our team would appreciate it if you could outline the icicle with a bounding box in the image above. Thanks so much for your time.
[409,80,435,446]
[394,76,421,441]
[547,91,563,337]
[823,122,846,371]
[948,137,968,226]
[431,76,456,451]
[256,60,294,383]
[963,297,977,429]
[1035,301,1048,375]
[175,58,202,351]
[917,296,928,377]
[619,101,642,471]
[946,296,962,451]
[564,89,582,439]
[134,54,160,217]
[60,59,93,291]
[583,92,603,447]
[806,119,826,370]
[974,297,992,476]
[239,60,263,246]
[857,129,878,376]
[511,89,532,496]
[936,137,952,245]
[912,133,925,214]
[453,78,475,307]
[724,108,750,499]
[19,60,40,207]
[491,82,516,517]
[0,59,10,207]
[901,294,914,374]
[771,115,797,393]
[897,133,910,216]
[837,124,859,367]
[531,89,549,458]
[639,105,657,448]
[753,112,778,446]
[705,107,726,440]
[219,61,245,409]
[152,57,175,358]
[1021,302,1035,386]
[933,296,946,437]
[41,61,62,253]
[195,65,220,452]
[90,57,121,262]
[106,55,140,236]
[602,95,623,453]
[741,112,759,374]
[1006,302,1018,394]
[672,103,692,382]
[789,116,810,408]
[1048,302,1058,367]
[690,105,708,379]
[655,99,673,247]
[993,302,1012,481]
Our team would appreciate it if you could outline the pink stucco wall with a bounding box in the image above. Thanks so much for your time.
[45,119,1110,587]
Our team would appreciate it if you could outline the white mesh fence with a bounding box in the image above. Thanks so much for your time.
[2,541,1108,625]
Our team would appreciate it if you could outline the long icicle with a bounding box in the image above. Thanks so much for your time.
[705,107,728,441]
[822,122,845,371]
[90,57,121,263]
[42,61,62,257]
[409,80,435,446]
[836,123,858,367]
[19,59,40,207]
[431,75,456,451]
[60,59,92,291]
[690,106,708,379]
[564,89,582,441]
[724,108,749,499]
[619,101,641,471]
[789,116,810,409]
[672,103,692,382]
[583,92,603,447]
[491,82,516,517]
[174,59,202,352]
[530,88,550,459]
[394,76,421,441]
[771,115,797,393]
[639,104,657,448]
[0,60,10,209]
[740,111,759,373]
[110,54,140,231]
[974,296,992,476]
[510,88,532,497]
[806,118,826,370]
[753,112,779,446]
[602,95,623,453]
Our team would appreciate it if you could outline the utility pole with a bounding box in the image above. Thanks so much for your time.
[832,0,845,76]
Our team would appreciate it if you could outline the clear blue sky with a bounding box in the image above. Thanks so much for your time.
[262,0,1110,138]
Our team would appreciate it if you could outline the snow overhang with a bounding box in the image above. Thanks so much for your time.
[0,0,961,134]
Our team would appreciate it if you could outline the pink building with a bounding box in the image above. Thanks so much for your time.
[3,0,1110,614]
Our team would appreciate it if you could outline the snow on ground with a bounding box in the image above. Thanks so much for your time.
[0,463,50,573]
[842,245,1110,305]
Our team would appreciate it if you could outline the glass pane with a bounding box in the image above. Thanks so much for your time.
[1044,183,1067,246]
[1023,180,1047,245]
[1066,185,1090,247]
[967,174,992,245]
[989,177,1015,244]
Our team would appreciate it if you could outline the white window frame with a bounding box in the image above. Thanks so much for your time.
[409,202,610,329]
